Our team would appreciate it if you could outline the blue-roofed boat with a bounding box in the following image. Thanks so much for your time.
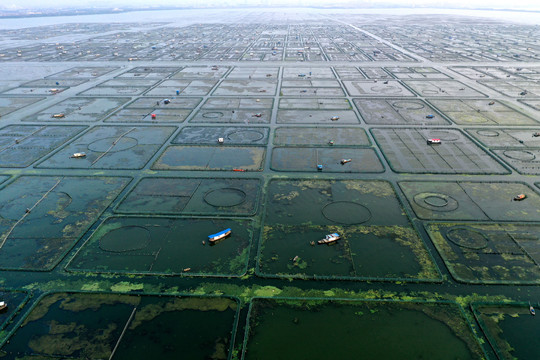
[318,233,340,245]
[208,228,231,243]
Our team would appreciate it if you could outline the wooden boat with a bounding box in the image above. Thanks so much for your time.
[70,152,86,158]
[514,194,527,201]
[318,233,340,245]
[0,301,7,312]
[427,138,441,145]
[208,228,231,243]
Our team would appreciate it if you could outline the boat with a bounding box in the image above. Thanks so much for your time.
[317,164,323,171]
[330,116,340,121]
[533,132,540,137]
[341,159,352,165]
[70,152,86,158]
[208,228,231,243]
[427,138,441,145]
[489,101,495,105]
[530,303,535,316]
[318,233,341,245]
[252,113,262,117]
[514,194,527,201]
[51,113,65,118]
[426,114,435,119]
[0,301,7,312]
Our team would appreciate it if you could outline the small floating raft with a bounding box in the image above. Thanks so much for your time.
[208,228,231,243]
[318,233,340,245]
[514,194,527,201]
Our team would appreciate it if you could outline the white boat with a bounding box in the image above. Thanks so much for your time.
[318,233,340,245]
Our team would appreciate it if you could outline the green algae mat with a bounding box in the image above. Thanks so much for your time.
[115,177,261,216]
[243,298,485,359]
[0,176,130,271]
[425,223,540,284]
[257,179,440,281]
[68,217,253,277]
[1,292,239,360]
[472,302,540,360]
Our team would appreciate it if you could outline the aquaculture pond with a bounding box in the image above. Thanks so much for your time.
[473,303,540,360]
[1,10,540,360]
[1,292,239,360]
[243,298,485,360]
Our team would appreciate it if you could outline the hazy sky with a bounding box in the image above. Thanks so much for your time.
[1,0,540,10]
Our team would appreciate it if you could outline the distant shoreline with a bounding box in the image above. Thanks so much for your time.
[1,6,540,20]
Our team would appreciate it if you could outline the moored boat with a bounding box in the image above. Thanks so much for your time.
[318,233,340,245]
[208,228,232,243]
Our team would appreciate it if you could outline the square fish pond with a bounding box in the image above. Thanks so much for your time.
[153,146,265,171]
[371,128,509,174]
[1,292,239,360]
[271,147,383,173]
[0,176,130,271]
[424,223,540,284]
[353,98,449,125]
[491,149,540,175]
[0,125,86,168]
[257,179,440,281]
[342,80,415,97]
[472,302,540,360]
[428,99,538,126]
[115,177,261,216]
[37,125,176,170]
[45,66,119,79]
[25,97,130,122]
[104,97,201,123]
[0,96,45,117]
[399,181,540,222]
[273,127,369,147]
[403,80,486,97]
[172,127,269,146]
[276,109,360,124]
[67,217,253,277]
[242,298,485,360]
[190,97,273,124]
[0,290,29,332]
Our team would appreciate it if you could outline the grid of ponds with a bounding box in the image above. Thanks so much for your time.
[0,10,539,359]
